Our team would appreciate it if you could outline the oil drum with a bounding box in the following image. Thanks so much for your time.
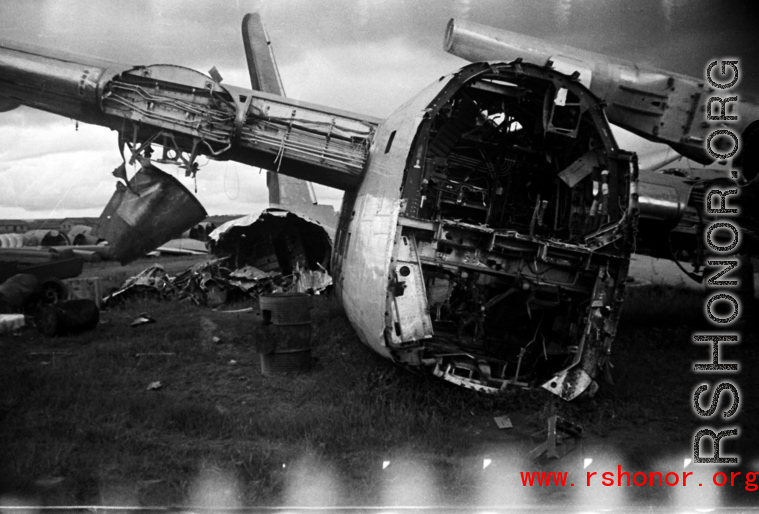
[36,299,99,337]
[258,293,312,374]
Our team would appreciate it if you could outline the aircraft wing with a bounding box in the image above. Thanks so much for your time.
[0,37,381,191]
[444,18,759,182]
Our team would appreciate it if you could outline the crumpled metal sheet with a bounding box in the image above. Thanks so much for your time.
[228,265,280,293]
[104,264,172,303]
[229,265,278,281]
[0,314,25,334]
[94,162,207,264]
[104,256,333,307]
[208,208,330,248]
[292,263,333,294]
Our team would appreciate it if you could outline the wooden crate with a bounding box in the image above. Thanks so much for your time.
[63,277,104,308]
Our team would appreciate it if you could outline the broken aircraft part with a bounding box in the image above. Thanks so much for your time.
[7,14,756,403]
[0,233,24,248]
[443,18,759,171]
[24,229,69,247]
[94,161,207,264]
[67,225,101,246]
[336,61,636,401]
[105,251,328,307]
[209,209,332,278]
[443,18,759,284]
[0,248,84,305]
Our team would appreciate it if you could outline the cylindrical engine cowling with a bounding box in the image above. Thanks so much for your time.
[637,181,688,224]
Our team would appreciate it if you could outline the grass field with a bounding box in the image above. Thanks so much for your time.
[1,257,758,508]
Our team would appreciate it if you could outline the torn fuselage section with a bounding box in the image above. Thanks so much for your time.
[208,209,332,293]
[387,62,637,401]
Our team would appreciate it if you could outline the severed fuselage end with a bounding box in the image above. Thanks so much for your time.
[375,62,638,401]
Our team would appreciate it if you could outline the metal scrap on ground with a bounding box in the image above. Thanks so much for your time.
[493,415,513,430]
[0,314,25,335]
[130,313,156,327]
[106,256,332,308]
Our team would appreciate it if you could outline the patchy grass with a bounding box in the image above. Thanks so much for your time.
[0,287,493,505]
[2,263,758,507]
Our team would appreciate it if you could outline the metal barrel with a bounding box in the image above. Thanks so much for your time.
[35,299,100,337]
[258,293,312,374]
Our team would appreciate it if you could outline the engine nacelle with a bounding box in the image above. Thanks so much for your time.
[444,18,759,180]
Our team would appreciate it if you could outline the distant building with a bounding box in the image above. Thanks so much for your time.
[61,217,99,232]
[26,218,65,231]
[0,220,28,234]
[205,215,243,226]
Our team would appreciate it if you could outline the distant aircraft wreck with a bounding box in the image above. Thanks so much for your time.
[0,14,757,401]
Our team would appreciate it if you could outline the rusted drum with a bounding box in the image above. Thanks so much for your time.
[0,273,41,310]
[36,299,99,337]
[258,293,312,374]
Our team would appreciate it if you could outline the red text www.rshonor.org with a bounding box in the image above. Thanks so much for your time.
[520,467,759,490]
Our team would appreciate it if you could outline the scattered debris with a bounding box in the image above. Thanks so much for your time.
[68,224,101,246]
[212,336,222,344]
[493,415,513,430]
[130,313,156,327]
[135,352,176,357]
[213,307,254,313]
[291,263,333,294]
[137,479,165,490]
[530,415,583,460]
[24,229,68,247]
[0,313,25,335]
[146,381,163,391]
[154,238,209,256]
[106,255,332,309]
[34,476,66,489]
[102,209,335,310]
[94,161,207,264]
[107,265,172,304]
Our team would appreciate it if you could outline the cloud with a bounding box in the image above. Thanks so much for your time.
[0,150,117,214]
[0,0,755,220]
[280,37,460,117]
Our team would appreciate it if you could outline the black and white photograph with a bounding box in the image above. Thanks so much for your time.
[1,0,758,511]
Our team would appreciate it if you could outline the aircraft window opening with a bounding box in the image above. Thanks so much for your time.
[385,130,396,153]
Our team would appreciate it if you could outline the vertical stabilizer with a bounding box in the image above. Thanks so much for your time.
[242,12,324,214]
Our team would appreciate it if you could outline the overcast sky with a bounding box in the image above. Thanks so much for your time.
[0,0,756,220]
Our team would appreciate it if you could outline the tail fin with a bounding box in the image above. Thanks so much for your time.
[241,12,319,209]
[242,12,285,96]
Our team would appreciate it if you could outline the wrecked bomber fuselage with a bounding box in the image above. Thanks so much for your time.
[336,62,638,401]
